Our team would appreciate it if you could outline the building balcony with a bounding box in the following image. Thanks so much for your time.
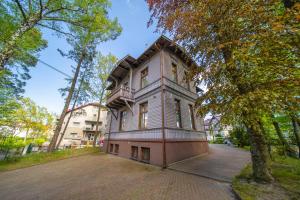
[106,86,135,109]
[83,126,101,132]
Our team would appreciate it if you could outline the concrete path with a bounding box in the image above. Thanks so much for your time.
[169,144,251,183]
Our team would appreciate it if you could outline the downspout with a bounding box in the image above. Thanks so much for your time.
[160,47,167,168]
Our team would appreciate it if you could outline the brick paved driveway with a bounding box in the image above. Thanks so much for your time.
[0,145,249,200]
[169,144,251,182]
[0,151,238,200]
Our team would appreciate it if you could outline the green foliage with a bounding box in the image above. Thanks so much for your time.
[148,0,299,182]
[90,53,118,102]
[229,126,250,147]
[211,137,224,144]
[0,95,54,157]
[0,147,100,171]
[233,155,300,199]
[0,135,25,151]
[0,0,121,96]
[16,98,54,141]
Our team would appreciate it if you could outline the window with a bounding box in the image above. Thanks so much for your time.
[70,133,77,138]
[73,122,80,126]
[171,63,178,83]
[175,99,182,128]
[189,104,196,130]
[87,133,94,141]
[140,68,149,88]
[119,111,127,131]
[114,144,119,154]
[141,147,150,163]
[131,146,138,160]
[139,102,148,129]
[110,144,114,153]
[93,114,97,117]
[184,71,190,90]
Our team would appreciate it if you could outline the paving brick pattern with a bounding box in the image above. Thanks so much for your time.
[169,144,251,182]
[0,153,235,200]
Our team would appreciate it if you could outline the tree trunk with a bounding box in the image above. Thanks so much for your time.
[258,121,273,161]
[24,128,30,143]
[92,91,105,147]
[47,50,86,152]
[245,120,274,182]
[271,115,294,157]
[0,16,40,69]
[291,117,300,158]
[55,67,88,149]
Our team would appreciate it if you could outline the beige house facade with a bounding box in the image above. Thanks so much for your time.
[59,103,107,146]
[104,36,208,167]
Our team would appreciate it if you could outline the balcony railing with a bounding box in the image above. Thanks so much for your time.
[83,126,101,131]
[107,85,135,107]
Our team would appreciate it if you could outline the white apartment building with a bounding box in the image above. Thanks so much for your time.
[59,103,107,146]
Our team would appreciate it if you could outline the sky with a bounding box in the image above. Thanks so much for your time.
[24,0,161,115]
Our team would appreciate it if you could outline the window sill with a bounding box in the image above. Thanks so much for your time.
[140,160,150,164]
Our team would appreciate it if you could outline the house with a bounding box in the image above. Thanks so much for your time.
[104,36,208,167]
[59,103,107,146]
[204,116,232,141]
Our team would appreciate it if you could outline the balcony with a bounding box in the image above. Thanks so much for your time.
[106,85,135,109]
[83,126,101,132]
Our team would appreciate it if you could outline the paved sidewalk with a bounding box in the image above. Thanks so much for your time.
[0,153,236,200]
[169,144,251,182]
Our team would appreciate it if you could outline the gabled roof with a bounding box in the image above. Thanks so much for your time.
[107,35,197,85]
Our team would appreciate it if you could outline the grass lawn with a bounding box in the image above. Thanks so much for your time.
[233,155,300,200]
[0,147,100,172]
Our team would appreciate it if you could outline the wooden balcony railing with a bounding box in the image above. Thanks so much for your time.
[107,85,135,106]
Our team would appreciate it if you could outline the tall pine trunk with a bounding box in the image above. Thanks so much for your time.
[47,50,86,152]
[93,90,105,147]
[0,16,40,69]
[55,67,88,149]
[245,120,273,182]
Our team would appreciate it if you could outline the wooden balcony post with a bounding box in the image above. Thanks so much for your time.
[129,66,133,93]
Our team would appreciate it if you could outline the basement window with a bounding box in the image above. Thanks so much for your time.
[141,147,150,163]
[114,144,119,154]
[110,144,114,153]
[131,146,138,160]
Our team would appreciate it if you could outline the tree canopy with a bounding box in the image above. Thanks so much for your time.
[147,0,299,182]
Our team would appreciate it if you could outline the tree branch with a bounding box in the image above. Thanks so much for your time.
[37,23,76,38]
[14,0,28,23]
[43,17,87,28]
[39,0,43,18]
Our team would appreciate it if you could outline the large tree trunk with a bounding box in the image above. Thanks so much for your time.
[291,117,300,158]
[245,120,274,182]
[55,68,88,149]
[0,16,40,69]
[92,91,105,147]
[47,50,86,152]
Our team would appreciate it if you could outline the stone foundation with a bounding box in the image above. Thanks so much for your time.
[103,139,208,166]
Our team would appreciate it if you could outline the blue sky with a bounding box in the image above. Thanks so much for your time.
[24,0,161,114]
